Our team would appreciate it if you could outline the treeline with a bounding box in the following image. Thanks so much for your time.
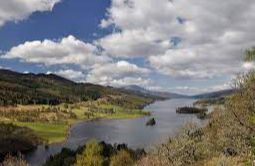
[176,106,207,114]
[0,81,101,106]
[1,140,145,166]
[193,97,227,106]
[95,95,154,110]
[0,87,101,106]
[44,140,145,166]
[0,106,77,123]
[0,69,152,107]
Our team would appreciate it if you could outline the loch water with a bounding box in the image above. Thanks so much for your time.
[26,99,204,166]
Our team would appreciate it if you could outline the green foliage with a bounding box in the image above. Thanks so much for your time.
[0,70,103,105]
[0,69,154,108]
[0,123,42,155]
[203,155,243,166]
[44,141,145,166]
[110,150,134,166]
[43,148,76,166]
[176,106,207,114]
[0,106,77,123]
[194,97,227,106]
[244,47,255,62]
[15,122,68,144]
[75,140,104,166]
[2,154,28,166]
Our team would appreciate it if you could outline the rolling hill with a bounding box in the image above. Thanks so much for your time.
[0,69,153,108]
[192,89,237,99]
[121,85,188,99]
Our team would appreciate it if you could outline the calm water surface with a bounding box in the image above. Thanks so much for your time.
[26,99,204,166]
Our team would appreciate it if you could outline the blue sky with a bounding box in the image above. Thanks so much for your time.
[0,0,254,94]
[0,0,110,50]
[0,0,111,73]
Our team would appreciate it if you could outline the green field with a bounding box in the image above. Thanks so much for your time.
[14,122,69,144]
[0,102,150,144]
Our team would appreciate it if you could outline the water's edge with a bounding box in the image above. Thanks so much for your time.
[26,98,200,166]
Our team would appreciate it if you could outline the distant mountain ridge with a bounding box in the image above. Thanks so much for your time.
[0,69,153,106]
[0,69,237,106]
[122,85,237,100]
[192,89,237,99]
[121,85,188,99]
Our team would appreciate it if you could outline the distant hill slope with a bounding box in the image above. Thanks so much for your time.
[0,69,153,107]
[192,89,237,99]
[121,85,188,99]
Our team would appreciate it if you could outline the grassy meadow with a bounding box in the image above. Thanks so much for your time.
[0,100,151,144]
[14,122,68,144]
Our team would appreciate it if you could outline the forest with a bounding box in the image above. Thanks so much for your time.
[0,69,155,107]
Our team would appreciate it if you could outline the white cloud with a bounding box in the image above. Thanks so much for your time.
[0,66,11,70]
[99,0,255,79]
[86,61,151,87]
[149,46,243,79]
[170,83,232,95]
[100,0,179,33]
[146,85,165,92]
[98,0,179,58]
[0,0,60,27]
[2,35,110,69]
[98,0,181,58]
[98,30,171,58]
[105,77,151,87]
[1,34,153,88]
[53,69,85,81]
[243,62,255,71]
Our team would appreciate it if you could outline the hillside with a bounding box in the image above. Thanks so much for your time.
[192,89,236,99]
[0,69,154,146]
[0,69,153,108]
[121,85,187,99]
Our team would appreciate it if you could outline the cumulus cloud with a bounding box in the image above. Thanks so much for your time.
[149,46,243,79]
[86,61,151,87]
[170,83,232,95]
[53,69,85,81]
[0,0,60,27]
[99,0,255,79]
[98,30,171,58]
[1,34,153,87]
[2,35,110,69]
[98,0,179,57]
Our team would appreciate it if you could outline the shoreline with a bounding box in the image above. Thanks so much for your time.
[22,110,152,164]
[26,98,199,166]
[40,100,156,146]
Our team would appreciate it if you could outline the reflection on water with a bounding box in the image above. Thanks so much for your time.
[26,99,203,166]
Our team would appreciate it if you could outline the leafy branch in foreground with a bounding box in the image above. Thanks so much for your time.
[244,47,255,62]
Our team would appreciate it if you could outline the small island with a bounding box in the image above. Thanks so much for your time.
[146,118,156,126]
[176,106,208,114]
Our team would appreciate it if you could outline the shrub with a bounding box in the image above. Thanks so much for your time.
[110,150,134,166]
[75,140,104,166]
[1,154,28,166]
